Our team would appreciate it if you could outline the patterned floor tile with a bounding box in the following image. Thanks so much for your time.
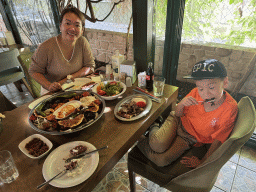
[114,152,129,176]
[134,173,170,192]
[92,168,149,192]
[229,149,241,164]
[214,161,237,191]
[231,165,256,192]
[210,186,226,192]
[238,146,256,172]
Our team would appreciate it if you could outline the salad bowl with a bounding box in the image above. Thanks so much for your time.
[91,80,126,100]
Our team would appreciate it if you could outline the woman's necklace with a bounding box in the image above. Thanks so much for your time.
[56,36,75,62]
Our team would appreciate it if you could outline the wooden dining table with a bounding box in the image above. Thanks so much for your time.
[0,82,178,192]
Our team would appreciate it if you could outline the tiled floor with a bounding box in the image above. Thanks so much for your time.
[1,83,256,192]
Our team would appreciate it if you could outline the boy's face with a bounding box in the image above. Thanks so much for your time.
[195,77,228,102]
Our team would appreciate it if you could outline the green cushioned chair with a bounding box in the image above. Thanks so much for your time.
[18,51,41,98]
[128,96,256,192]
[0,48,36,98]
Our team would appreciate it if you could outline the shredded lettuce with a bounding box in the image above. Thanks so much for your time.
[102,82,123,96]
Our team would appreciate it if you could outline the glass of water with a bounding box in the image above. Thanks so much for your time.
[0,150,19,183]
[153,76,165,97]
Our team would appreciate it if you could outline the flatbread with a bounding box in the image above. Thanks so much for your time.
[58,114,84,128]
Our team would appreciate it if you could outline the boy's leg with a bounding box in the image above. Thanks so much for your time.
[149,111,179,153]
[137,135,190,167]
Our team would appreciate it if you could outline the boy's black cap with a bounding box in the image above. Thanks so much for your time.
[183,59,227,80]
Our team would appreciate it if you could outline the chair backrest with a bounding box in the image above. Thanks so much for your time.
[0,48,23,72]
[164,96,256,192]
[18,51,41,98]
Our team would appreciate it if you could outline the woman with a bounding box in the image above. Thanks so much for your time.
[29,6,95,95]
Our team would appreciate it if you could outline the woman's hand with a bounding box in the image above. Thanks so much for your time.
[180,156,202,168]
[48,82,62,92]
[179,96,199,107]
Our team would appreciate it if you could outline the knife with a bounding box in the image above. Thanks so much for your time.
[65,146,108,163]
[63,84,75,91]
[133,89,161,103]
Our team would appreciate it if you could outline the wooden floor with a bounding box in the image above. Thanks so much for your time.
[1,83,256,192]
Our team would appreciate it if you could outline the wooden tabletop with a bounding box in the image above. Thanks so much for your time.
[0,83,178,192]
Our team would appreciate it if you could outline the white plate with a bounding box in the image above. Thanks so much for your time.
[91,81,126,100]
[62,78,93,90]
[18,134,53,159]
[114,94,152,121]
[42,141,99,188]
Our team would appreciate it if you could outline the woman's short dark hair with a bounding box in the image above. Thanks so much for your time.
[60,6,85,27]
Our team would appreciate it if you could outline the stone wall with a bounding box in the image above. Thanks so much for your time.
[85,29,256,97]
[84,29,134,64]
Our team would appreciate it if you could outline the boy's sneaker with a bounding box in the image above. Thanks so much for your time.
[155,115,164,127]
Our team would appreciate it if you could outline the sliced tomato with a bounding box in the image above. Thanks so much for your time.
[136,101,146,108]
[109,81,117,86]
[98,90,106,96]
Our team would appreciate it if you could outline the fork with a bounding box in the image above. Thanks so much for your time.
[37,168,69,189]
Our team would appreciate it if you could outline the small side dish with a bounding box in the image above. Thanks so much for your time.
[117,98,147,119]
[114,95,152,121]
[25,138,49,157]
[92,81,126,100]
[19,134,53,159]
[96,81,123,96]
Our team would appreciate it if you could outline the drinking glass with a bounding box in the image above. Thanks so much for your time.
[153,76,165,97]
[0,150,19,183]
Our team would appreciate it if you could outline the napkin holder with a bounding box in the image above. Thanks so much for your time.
[119,60,137,84]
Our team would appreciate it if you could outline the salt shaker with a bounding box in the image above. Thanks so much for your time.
[126,77,132,87]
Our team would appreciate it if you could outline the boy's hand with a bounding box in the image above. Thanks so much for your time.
[180,156,202,168]
[179,96,198,107]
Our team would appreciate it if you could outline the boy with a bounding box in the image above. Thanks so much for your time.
[137,59,238,168]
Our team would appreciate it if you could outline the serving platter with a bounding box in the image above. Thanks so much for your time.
[114,94,152,121]
[28,90,106,135]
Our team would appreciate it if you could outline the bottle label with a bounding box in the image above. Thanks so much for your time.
[146,75,154,80]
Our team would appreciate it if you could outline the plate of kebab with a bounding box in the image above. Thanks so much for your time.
[28,90,105,135]
[114,94,152,121]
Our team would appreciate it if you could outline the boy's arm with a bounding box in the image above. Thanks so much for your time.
[175,102,185,117]
[180,139,222,168]
[175,96,198,117]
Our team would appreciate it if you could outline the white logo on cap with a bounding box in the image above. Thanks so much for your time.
[192,62,215,73]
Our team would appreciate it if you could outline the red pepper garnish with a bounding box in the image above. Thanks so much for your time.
[136,101,146,108]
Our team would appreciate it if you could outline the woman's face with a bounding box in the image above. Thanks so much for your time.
[60,12,83,43]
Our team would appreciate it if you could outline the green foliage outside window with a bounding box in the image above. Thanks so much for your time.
[156,0,256,48]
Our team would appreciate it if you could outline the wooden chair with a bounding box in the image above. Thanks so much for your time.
[0,91,16,113]
[0,48,36,98]
[128,96,256,192]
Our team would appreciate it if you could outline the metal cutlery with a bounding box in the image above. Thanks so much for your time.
[133,89,161,103]
[65,146,108,163]
[37,168,69,189]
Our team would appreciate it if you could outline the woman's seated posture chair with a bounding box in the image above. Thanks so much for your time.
[128,96,256,192]
[0,48,36,98]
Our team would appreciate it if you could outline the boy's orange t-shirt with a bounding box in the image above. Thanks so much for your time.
[180,88,238,144]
